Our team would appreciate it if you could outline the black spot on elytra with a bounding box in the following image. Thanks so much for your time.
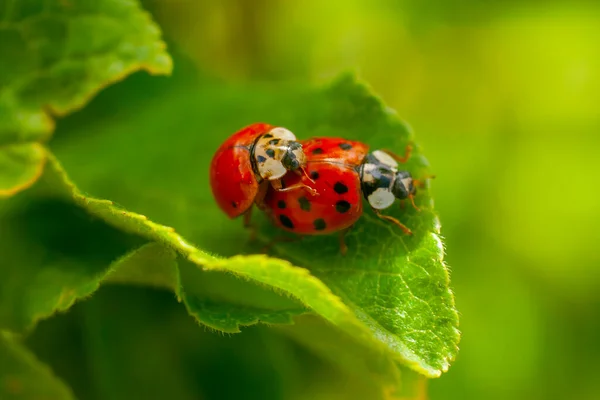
[257,155,267,163]
[313,218,326,231]
[310,171,319,180]
[263,133,273,138]
[334,182,349,194]
[231,201,238,209]
[266,149,276,158]
[298,196,311,211]
[312,148,324,155]
[335,200,351,213]
[268,139,280,145]
[277,200,286,209]
[279,214,294,229]
[339,142,353,150]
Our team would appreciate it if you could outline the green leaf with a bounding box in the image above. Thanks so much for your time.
[0,143,46,197]
[108,242,308,333]
[0,188,305,333]
[0,156,306,334]
[49,71,459,377]
[0,0,172,196]
[0,193,143,332]
[26,286,394,400]
[0,332,74,400]
[105,241,180,291]
[277,314,427,399]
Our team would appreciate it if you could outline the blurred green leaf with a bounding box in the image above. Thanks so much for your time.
[278,314,427,399]
[50,72,459,377]
[109,243,308,332]
[0,191,305,334]
[0,0,172,195]
[26,285,400,400]
[0,192,142,332]
[0,332,74,400]
[0,143,46,197]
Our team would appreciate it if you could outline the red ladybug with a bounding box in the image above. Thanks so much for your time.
[210,123,315,226]
[262,137,425,253]
[263,138,368,238]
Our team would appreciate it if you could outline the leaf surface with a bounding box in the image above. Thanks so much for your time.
[0,143,46,197]
[0,0,172,195]
[48,72,459,377]
[0,332,74,400]
[0,188,306,334]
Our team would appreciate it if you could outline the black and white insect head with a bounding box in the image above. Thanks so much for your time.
[358,150,416,210]
[252,127,307,180]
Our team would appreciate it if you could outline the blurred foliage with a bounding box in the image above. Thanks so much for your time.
[0,0,171,196]
[2,0,600,399]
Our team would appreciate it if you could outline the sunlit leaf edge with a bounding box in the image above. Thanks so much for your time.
[107,242,309,333]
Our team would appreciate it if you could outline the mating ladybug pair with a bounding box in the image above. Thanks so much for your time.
[209,123,430,254]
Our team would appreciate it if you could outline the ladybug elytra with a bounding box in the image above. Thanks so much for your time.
[262,138,367,238]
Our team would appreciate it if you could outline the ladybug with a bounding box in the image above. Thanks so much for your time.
[262,138,368,240]
[356,148,421,234]
[210,123,315,227]
[262,137,426,253]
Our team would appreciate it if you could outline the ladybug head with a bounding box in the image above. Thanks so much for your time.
[281,141,306,171]
[253,127,307,181]
[391,170,416,200]
[359,150,417,210]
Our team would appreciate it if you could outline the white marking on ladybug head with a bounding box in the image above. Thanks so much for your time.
[268,127,296,141]
[368,187,395,210]
[253,127,307,180]
[371,150,398,169]
[401,177,412,191]
[257,153,287,179]
[361,163,378,183]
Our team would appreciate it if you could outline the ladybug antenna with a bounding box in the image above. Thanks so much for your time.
[413,174,436,189]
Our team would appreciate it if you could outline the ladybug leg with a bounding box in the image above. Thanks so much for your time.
[413,175,436,189]
[408,195,420,212]
[381,143,413,163]
[242,182,270,242]
[407,174,436,212]
[338,226,353,256]
[243,206,253,227]
[271,179,318,196]
[253,180,269,210]
[372,207,413,235]
[242,206,259,241]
